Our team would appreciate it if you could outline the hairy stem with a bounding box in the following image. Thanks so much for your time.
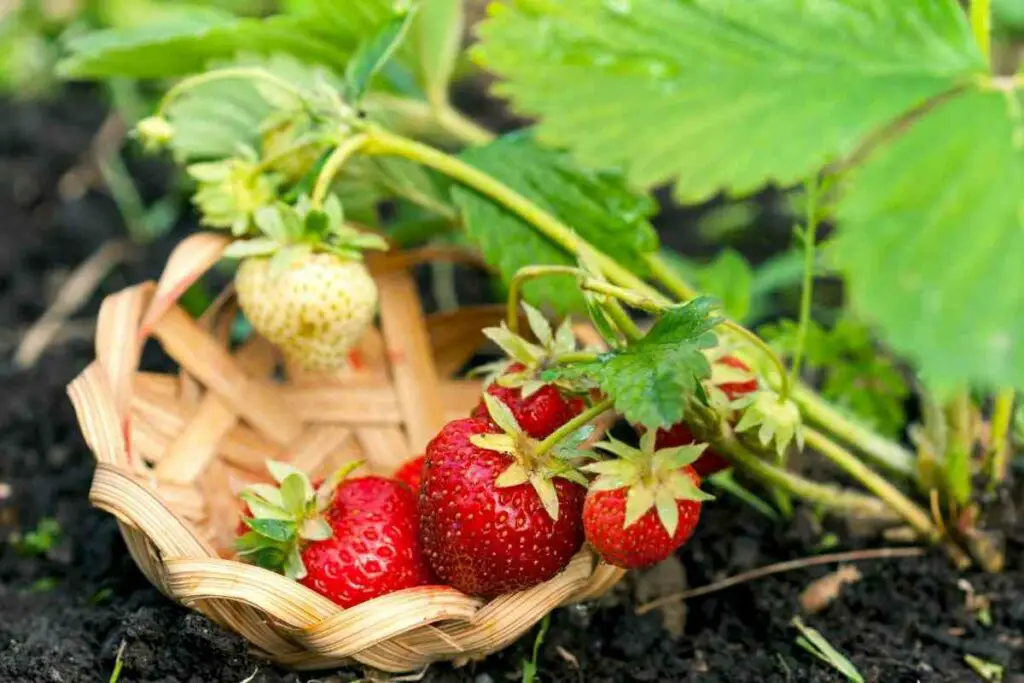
[310,134,369,208]
[604,300,643,342]
[803,428,937,541]
[971,0,993,64]
[712,432,899,521]
[535,398,615,456]
[362,126,666,303]
[505,265,582,331]
[435,101,495,146]
[789,177,820,388]
[793,384,916,476]
[988,388,1016,484]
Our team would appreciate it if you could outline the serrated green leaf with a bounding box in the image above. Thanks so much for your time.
[556,299,719,429]
[244,518,297,542]
[475,0,984,202]
[696,250,753,322]
[833,89,1024,394]
[344,5,418,104]
[452,132,659,314]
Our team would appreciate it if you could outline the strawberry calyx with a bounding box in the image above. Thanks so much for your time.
[470,393,591,521]
[477,303,588,397]
[583,430,714,537]
[222,193,388,275]
[732,389,805,458]
[235,460,361,580]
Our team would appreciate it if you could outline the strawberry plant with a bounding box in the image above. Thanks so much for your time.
[60,0,1021,605]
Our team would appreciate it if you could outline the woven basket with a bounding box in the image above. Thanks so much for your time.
[67,234,625,673]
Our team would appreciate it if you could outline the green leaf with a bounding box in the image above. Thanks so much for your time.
[244,518,297,542]
[695,249,753,322]
[475,0,984,202]
[344,4,419,105]
[452,132,659,314]
[403,0,464,106]
[59,14,347,79]
[833,90,1024,394]
[556,298,719,429]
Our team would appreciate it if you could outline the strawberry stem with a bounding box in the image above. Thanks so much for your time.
[505,265,583,331]
[789,176,820,393]
[987,388,1016,486]
[534,398,615,457]
[311,133,370,209]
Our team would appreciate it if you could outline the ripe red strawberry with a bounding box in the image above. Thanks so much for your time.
[583,432,712,569]
[236,462,432,608]
[420,396,588,597]
[655,423,729,478]
[394,455,426,494]
[471,375,586,439]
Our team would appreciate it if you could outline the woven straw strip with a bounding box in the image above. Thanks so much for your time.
[375,269,445,452]
[157,338,276,483]
[151,306,302,446]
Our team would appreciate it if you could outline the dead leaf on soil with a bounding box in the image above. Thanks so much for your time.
[634,555,687,638]
[799,565,862,615]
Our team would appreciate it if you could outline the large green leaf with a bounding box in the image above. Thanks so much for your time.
[474,0,985,202]
[833,90,1024,393]
[451,132,659,314]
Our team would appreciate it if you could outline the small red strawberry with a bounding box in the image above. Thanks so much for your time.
[715,355,759,400]
[236,461,432,608]
[471,364,586,439]
[471,303,589,439]
[651,354,760,477]
[420,395,590,597]
[655,423,729,478]
[394,454,426,494]
[582,431,713,569]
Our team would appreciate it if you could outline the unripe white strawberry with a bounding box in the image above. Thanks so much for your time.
[235,252,378,372]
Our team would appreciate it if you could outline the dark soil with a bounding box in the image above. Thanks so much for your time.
[1,89,1023,683]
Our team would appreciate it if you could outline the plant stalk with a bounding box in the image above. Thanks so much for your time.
[311,134,369,208]
[535,398,615,456]
[604,300,643,342]
[803,428,938,541]
[789,177,819,387]
[793,384,916,476]
[988,388,1016,484]
[362,126,667,304]
[971,0,993,64]
[505,265,582,331]
[711,432,899,521]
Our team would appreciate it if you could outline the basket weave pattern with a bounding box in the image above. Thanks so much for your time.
[67,236,625,672]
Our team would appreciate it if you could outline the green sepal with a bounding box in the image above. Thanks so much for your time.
[244,518,297,543]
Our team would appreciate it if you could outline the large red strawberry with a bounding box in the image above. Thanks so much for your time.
[583,432,713,569]
[420,395,588,597]
[394,454,426,494]
[236,461,432,608]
